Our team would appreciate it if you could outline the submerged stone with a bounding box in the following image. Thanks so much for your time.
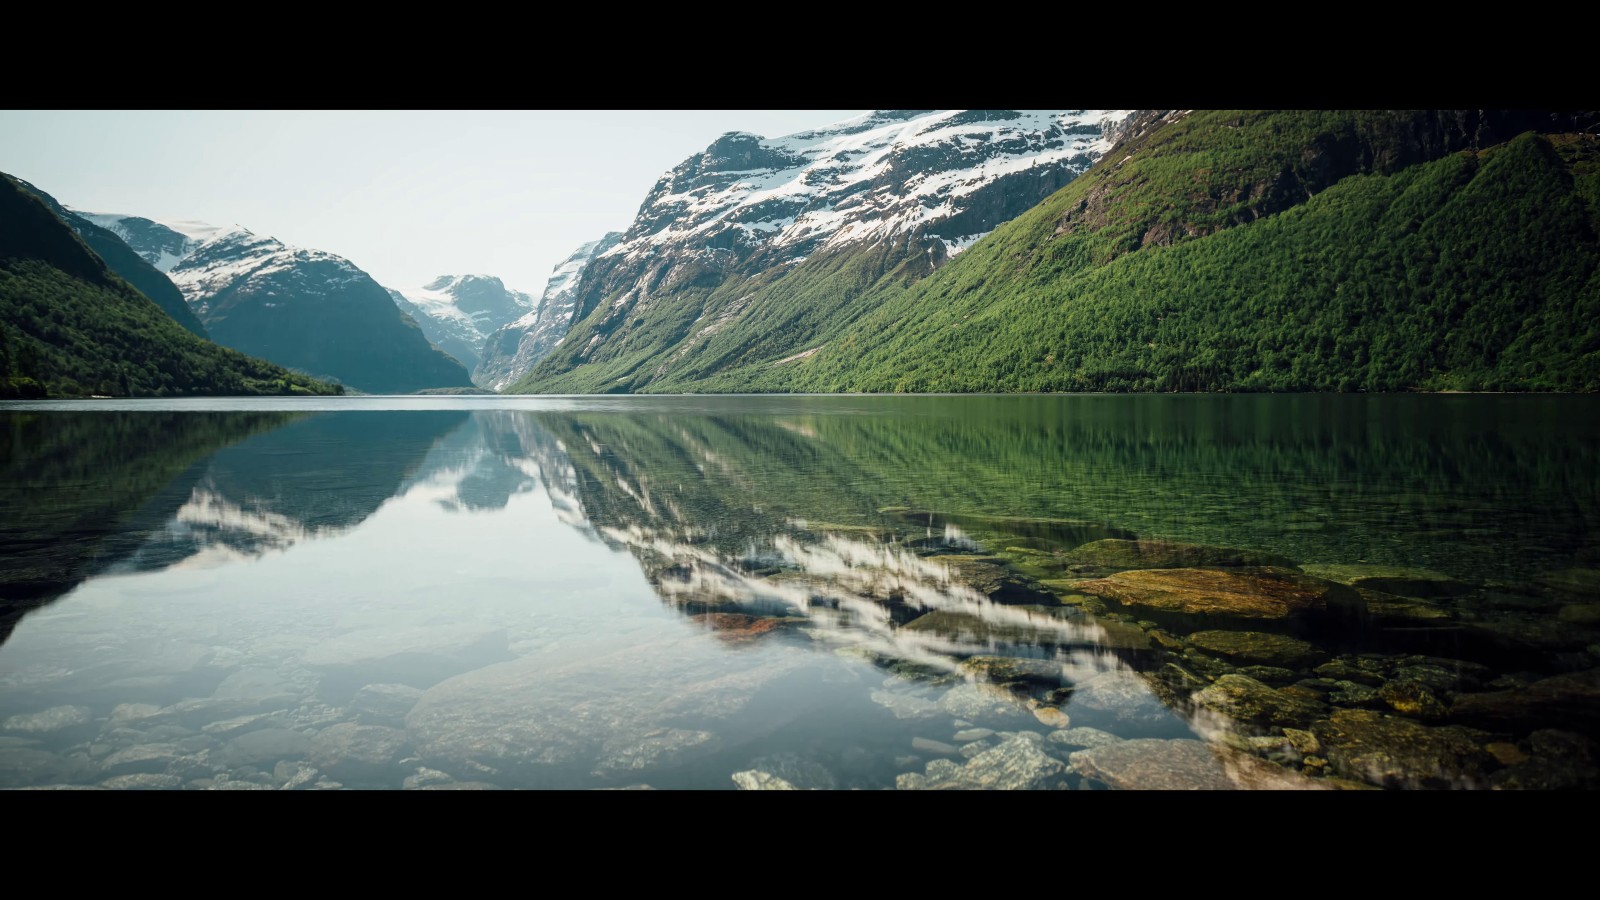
[902,732,1065,790]
[743,752,837,790]
[1047,727,1123,750]
[1193,675,1325,728]
[1378,682,1448,721]
[1300,564,1471,599]
[1074,567,1362,628]
[1536,568,1600,598]
[900,609,1075,645]
[1312,709,1494,788]
[935,683,1033,722]
[348,683,426,727]
[214,728,313,768]
[871,690,941,719]
[1070,739,1235,790]
[100,743,186,777]
[101,773,182,790]
[1187,631,1327,668]
[731,770,799,790]
[1069,671,1172,728]
[3,705,93,735]
[1068,539,1295,570]
[1558,603,1600,626]
[934,556,1059,605]
[689,613,792,643]
[956,655,1063,688]
[0,747,98,788]
[1449,668,1600,735]
[309,723,408,784]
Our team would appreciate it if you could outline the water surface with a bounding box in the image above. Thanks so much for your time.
[1,395,1596,790]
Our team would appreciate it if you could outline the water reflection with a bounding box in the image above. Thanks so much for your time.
[1,396,1597,790]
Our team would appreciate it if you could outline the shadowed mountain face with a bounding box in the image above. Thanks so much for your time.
[16,181,207,337]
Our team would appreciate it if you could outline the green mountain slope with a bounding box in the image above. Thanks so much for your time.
[0,173,341,397]
[15,180,209,338]
[521,110,1600,394]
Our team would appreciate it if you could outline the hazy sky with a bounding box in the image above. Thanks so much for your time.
[0,110,866,294]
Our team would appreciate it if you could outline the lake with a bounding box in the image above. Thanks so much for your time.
[1,394,1597,790]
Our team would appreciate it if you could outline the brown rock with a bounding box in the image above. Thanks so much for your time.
[1312,709,1494,788]
[1075,567,1362,628]
[1188,630,1327,668]
[1070,739,1236,790]
[1193,674,1326,728]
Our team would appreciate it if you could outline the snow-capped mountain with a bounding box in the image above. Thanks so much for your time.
[69,213,472,393]
[387,274,533,373]
[509,109,1134,392]
[15,186,208,336]
[619,109,1131,263]
[476,232,622,391]
[74,211,234,273]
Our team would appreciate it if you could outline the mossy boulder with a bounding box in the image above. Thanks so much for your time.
[1311,709,1494,788]
[1187,631,1327,669]
[1193,674,1326,728]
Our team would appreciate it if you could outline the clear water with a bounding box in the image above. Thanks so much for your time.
[1,395,1596,790]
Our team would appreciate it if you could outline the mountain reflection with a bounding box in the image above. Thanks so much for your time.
[115,411,469,571]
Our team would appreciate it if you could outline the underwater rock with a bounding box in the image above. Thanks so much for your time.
[1536,568,1600,598]
[100,773,182,790]
[3,705,93,735]
[1075,567,1362,629]
[1069,671,1172,728]
[1378,681,1448,721]
[0,747,98,787]
[956,655,1063,688]
[213,728,313,768]
[1070,739,1235,790]
[871,690,941,719]
[1449,668,1600,735]
[731,770,799,790]
[1312,709,1494,788]
[743,752,837,789]
[1047,727,1123,750]
[935,683,1033,722]
[1187,631,1327,668]
[934,556,1060,605]
[1193,675,1325,728]
[1301,564,1471,599]
[348,683,425,727]
[309,723,408,784]
[901,732,1065,790]
[100,743,186,777]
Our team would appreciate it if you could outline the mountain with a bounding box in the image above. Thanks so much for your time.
[0,173,340,398]
[700,109,1600,394]
[505,110,1133,393]
[387,274,533,374]
[9,184,208,337]
[77,214,473,393]
[476,232,622,390]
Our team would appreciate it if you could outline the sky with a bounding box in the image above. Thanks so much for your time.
[0,110,867,294]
